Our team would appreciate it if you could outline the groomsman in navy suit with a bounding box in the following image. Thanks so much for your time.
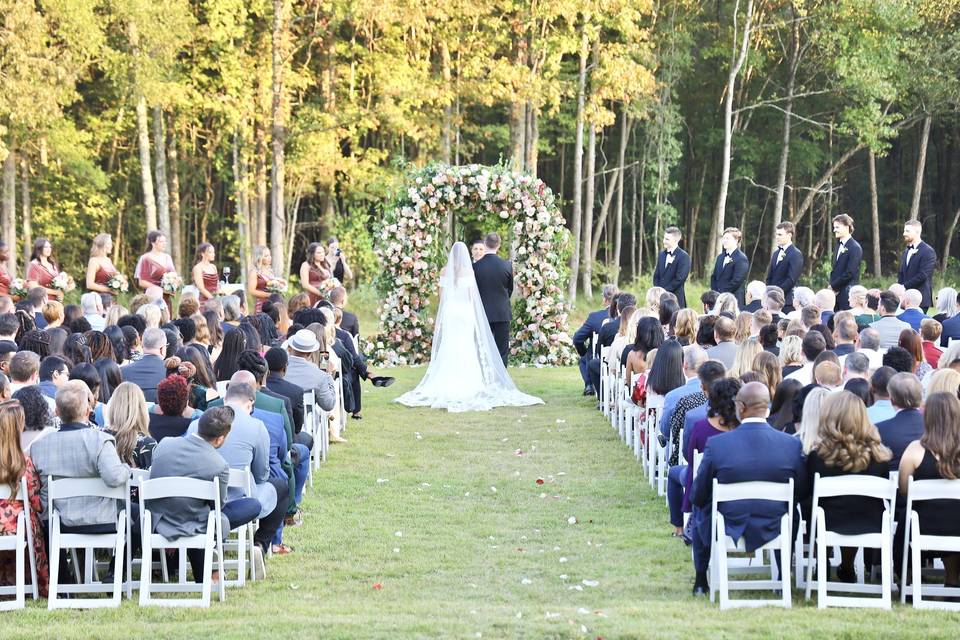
[766,221,804,312]
[829,214,863,311]
[897,219,937,312]
[710,227,750,307]
[653,226,691,309]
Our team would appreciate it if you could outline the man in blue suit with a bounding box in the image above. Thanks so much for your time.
[874,373,924,470]
[710,227,750,307]
[573,284,618,396]
[689,382,806,596]
[898,219,937,312]
[941,309,960,348]
[766,221,804,312]
[653,226,691,308]
[829,214,862,311]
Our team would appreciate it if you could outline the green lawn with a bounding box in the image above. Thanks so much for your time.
[4,367,960,638]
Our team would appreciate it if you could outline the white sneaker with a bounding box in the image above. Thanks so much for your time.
[251,545,267,580]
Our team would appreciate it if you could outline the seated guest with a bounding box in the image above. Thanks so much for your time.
[769,378,803,431]
[31,381,130,532]
[842,352,870,383]
[107,382,156,469]
[0,400,50,596]
[801,307,823,332]
[729,337,762,379]
[681,378,741,519]
[752,351,781,399]
[856,327,884,371]
[658,345,708,447]
[0,313,18,348]
[283,328,337,414]
[897,392,960,586]
[779,335,803,378]
[867,366,897,424]
[80,292,106,332]
[832,315,859,358]
[695,315,717,349]
[897,289,926,331]
[706,317,737,369]
[743,281,765,313]
[844,377,874,406]
[921,319,944,368]
[933,287,958,324]
[148,374,195,441]
[589,294,635,400]
[42,301,65,330]
[14,385,56,451]
[149,406,262,581]
[870,291,912,349]
[813,361,842,390]
[805,391,892,582]
[926,369,960,399]
[8,351,40,395]
[883,346,915,375]
[265,347,310,446]
[120,327,167,402]
[786,331,827,385]
[899,329,933,380]
[573,284,617,395]
[941,300,960,348]
[689,382,806,595]
[874,372,923,469]
[188,383,289,557]
[759,324,779,356]
[816,289,836,326]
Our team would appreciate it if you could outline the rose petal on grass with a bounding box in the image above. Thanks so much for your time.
[376,478,389,484]
[559,557,568,563]
[582,579,599,587]
[393,547,400,553]
[491,486,497,493]
[521,578,532,585]
[394,531,403,537]
[578,607,591,615]
[567,516,578,525]
[535,478,545,485]
[372,583,382,590]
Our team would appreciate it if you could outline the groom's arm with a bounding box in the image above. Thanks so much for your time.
[505,260,514,298]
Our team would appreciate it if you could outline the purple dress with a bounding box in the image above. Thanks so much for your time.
[682,418,725,513]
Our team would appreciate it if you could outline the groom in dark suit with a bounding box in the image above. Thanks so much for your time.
[766,221,803,312]
[829,213,862,311]
[473,233,514,366]
[653,226,691,308]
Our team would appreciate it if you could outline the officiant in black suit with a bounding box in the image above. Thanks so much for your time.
[829,214,862,311]
[766,221,803,312]
[710,226,750,307]
[652,226,691,308]
[898,218,937,312]
[473,232,514,366]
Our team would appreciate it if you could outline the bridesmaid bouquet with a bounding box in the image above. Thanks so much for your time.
[51,272,76,293]
[320,277,342,294]
[106,273,130,293]
[266,278,288,294]
[160,272,183,294]
[9,278,29,299]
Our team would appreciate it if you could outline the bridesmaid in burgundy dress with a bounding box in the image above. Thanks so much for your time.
[25,238,62,301]
[0,242,12,297]
[247,245,275,313]
[85,233,122,294]
[135,231,178,313]
[192,242,220,302]
[299,242,331,307]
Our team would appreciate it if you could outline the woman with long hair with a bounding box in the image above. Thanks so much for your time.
[795,386,831,452]
[69,362,103,424]
[673,309,699,347]
[729,336,762,379]
[647,340,685,398]
[213,329,247,381]
[107,382,155,469]
[85,233,121,294]
[300,242,332,307]
[899,392,960,586]
[625,316,665,387]
[103,325,128,364]
[247,245,276,313]
[0,399,50,595]
[86,331,114,363]
[26,237,62,301]
[752,350,782,400]
[606,306,637,377]
[769,378,803,431]
[933,287,958,324]
[94,358,123,405]
[734,311,753,344]
[192,242,220,301]
[807,391,892,582]
[925,369,960,401]
[779,335,804,377]
[899,328,933,380]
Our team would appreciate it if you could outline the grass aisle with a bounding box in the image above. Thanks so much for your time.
[5,367,959,638]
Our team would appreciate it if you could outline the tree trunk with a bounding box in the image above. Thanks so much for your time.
[135,95,157,232]
[440,42,453,165]
[2,144,15,273]
[525,103,539,178]
[630,163,637,280]
[20,156,31,270]
[153,107,171,243]
[771,7,799,253]
[943,206,960,270]
[710,0,755,268]
[612,111,630,286]
[567,30,588,302]
[590,169,622,265]
[867,151,883,278]
[908,115,932,221]
[254,123,268,246]
[168,128,183,274]
[581,119,596,297]
[233,134,251,281]
[270,0,288,274]
[508,101,526,171]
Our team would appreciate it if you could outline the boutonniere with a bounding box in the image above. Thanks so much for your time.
[665,255,675,266]
[722,256,733,266]
[839,246,848,255]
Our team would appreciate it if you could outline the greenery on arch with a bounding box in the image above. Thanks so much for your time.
[368,163,576,367]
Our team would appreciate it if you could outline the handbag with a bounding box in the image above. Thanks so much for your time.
[631,371,648,405]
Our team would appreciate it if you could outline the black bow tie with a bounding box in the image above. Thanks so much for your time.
[666,251,674,257]
[908,245,917,251]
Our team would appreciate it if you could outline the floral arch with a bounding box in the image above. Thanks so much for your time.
[368,163,576,368]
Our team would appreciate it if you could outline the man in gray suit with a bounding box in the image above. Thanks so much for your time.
[188,383,289,555]
[706,316,738,370]
[149,406,261,580]
[870,291,913,349]
[120,327,168,402]
[283,329,336,412]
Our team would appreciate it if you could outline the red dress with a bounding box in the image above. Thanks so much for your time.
[0,457,50,597]
[0,264,11,296]
[254,272,269,312]
[93,262,118,290]
[26,260,59,300]
[200,269,220,301]
[306,265,329,307]
[136,254,176,315]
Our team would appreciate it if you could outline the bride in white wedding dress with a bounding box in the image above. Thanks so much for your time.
[395,242,543,413]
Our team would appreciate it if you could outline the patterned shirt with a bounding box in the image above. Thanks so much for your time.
[668,392,707,466]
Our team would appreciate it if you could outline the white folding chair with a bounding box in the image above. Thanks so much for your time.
[804,473,896,609]
[599,346,610,418]
[138,476,225,607]
[47,476,129,609]
[0,477,39,610]
[710,479,794,610]
[222,467,256,587]
[645,393,664,488]
[900,477,960,609]
[124,468,169,593]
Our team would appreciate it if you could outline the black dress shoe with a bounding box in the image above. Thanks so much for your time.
[692,583,709,596]
[371,376,395,388]
[583,386,596,396]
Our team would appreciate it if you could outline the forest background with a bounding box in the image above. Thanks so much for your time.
[2,0,960,306]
